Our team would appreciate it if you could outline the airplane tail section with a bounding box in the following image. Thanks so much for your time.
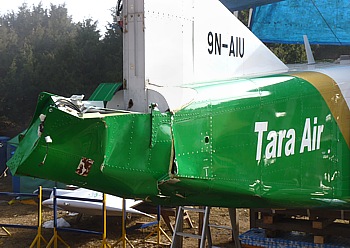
[143,0,288,85]
[123,0,288,112]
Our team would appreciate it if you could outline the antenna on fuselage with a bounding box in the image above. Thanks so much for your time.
[303,35,315,65]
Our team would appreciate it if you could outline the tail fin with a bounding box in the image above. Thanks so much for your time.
[122,0,287,111]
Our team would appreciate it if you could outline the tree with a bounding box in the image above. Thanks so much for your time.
[268,44,307,64]
[100,6,123,84]
[0,3,123,136]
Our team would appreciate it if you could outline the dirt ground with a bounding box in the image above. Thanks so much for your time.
[0,175,250,247]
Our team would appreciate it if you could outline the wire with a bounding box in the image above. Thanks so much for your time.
[310,0,342,45]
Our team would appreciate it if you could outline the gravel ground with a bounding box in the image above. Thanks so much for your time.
[0,175,250,247]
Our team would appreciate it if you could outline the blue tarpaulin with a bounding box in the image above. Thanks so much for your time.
[251,0,350,45]
[219,0,282,11]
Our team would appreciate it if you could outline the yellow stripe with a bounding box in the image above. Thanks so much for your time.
[292,71,350,148]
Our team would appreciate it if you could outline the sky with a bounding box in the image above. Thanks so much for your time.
[0,0,117,31]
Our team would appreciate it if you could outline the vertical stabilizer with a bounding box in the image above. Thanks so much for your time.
[122,0,288,112]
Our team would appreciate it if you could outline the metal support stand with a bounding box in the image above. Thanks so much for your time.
[30,186,48,248]
[172,207,242,248]
[144,205,172,246]
[101,193,111,248]
[228,208,242,248]
[0,226,11,236]
[46,228,70,248]
[46,188,70,248]
[171,206,210,248]
[112,198,134,248]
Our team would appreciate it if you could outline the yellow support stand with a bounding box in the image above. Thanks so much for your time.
[0,226,11,236]
[46,228,70,248]
[112,199,134,248]
[101,193,111,248]
[30,186,48,248]
[144,206,172,246]
[46,188,70,248]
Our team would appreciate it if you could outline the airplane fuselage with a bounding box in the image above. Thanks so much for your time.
[6,0,350,209]
[8,67,350,208]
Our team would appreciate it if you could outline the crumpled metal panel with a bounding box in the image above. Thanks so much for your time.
[7,93,173,199]
[7,71,350,208]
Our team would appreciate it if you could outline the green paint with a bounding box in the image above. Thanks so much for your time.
[89,83,122,101]
[7,74,350,208]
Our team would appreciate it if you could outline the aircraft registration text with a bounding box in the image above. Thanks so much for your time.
[207,32,244,57]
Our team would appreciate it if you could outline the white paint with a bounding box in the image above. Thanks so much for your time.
[122,0,288,112]
[285,129,296,156]
[143,0,287,86]
[300,118,312,153]
[316,66,350,111]
[255,118,323,161]
[255,122,268,161]
[45,136,53,143]
[299,118,324,154]
[303,35,315,65]
[42,188,154,218]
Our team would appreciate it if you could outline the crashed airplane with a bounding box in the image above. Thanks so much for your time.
[7,0,350,208]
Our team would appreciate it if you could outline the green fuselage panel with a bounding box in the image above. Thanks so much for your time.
[161,74,349,207]
[7,73,350,208]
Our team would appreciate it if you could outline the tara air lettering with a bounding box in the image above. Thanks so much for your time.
[255,117,324,161]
